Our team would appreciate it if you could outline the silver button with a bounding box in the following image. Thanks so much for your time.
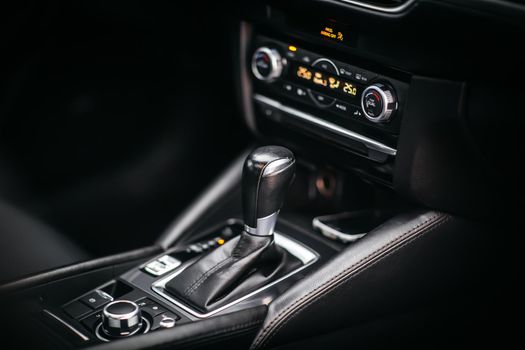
[159,316,176,329]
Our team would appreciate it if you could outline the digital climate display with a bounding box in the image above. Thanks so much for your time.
[293,64,361,101]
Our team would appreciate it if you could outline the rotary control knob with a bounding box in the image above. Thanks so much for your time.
[101,300,142,338]
[251,47,283,82]
[361,83,398,123]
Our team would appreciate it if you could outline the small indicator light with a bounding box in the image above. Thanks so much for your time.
[217,238,225,245]
[288,45,297,52]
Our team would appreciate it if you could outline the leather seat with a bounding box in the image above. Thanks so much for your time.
[0,200,89,284]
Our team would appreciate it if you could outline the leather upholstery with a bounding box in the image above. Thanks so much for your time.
[251,210,486,348]
[0,245,160,294]
[166,232,300,313]
[84,306,267,350]
[0,200,90,284]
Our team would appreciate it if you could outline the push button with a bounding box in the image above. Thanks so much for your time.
[354,70,377,83]
[151,312,180,331]
[136,298,167,317]
[81,311,102,331]
[142,304,166,317]
[188,244,202,253]
[80,290,113,310]
[349,105,364,118]
[338,65,355,79]
[64,301,92,319]
[283,83,310,103]
[136,299,149,308]
[295,86,308,99]
[283,83,293,95]
[309,91,335,107]
[329,100,351,116]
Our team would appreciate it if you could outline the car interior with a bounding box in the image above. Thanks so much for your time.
[0,0,522,349]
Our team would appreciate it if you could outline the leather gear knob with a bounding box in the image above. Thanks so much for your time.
[242,146,295,236]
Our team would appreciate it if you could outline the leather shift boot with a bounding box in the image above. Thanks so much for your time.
[165,232,301,313]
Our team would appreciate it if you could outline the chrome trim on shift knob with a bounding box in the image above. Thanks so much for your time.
[244,211,280,236]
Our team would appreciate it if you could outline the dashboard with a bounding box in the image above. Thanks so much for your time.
[238,0,523,213]
[250,34,408,163]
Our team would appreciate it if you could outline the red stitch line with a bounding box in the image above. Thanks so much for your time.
[253,213,448,348]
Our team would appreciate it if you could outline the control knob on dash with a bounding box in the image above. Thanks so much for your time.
[251,47,284,82]
[361,83,398,123]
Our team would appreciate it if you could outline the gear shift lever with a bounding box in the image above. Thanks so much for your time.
[242,146,295,236]
[165,146,300,313]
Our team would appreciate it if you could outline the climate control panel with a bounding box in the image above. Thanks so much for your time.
[249,35,409,162]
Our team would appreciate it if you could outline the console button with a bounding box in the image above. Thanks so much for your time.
[312,58,338,75]
[329,100,351,116]
[349,106,364,118]
[64,301,92,319]
[354,70,377,83]
[151,312,180,331]
[80,290,113,309]
[136,298,167,317]
[283,83,293,95]
[309,91,335,107]
[338,65,355,79]
[81,311,102,331]
[188,244,202,253]
[144,255,181,277]
[295,86,309,100]
[300,54,312,64]
[136,299,149,308]
[142,304,166,317]
[283,83,310,103]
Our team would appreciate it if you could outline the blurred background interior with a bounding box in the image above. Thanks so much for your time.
[0,1,248,257]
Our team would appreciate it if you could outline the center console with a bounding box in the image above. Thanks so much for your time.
[56,219,322,346]
[1,146,342,349]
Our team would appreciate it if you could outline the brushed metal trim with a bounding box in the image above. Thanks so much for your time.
[312,216,366,243]
[253,94,397,156]
[245,211,280,237]
[338,0,416,13]
[42,309,89,341]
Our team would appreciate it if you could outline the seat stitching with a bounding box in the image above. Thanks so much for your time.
[252,213,448,348]
[259,217,449,348]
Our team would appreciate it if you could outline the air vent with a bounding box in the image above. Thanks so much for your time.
[339,0,415,13]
